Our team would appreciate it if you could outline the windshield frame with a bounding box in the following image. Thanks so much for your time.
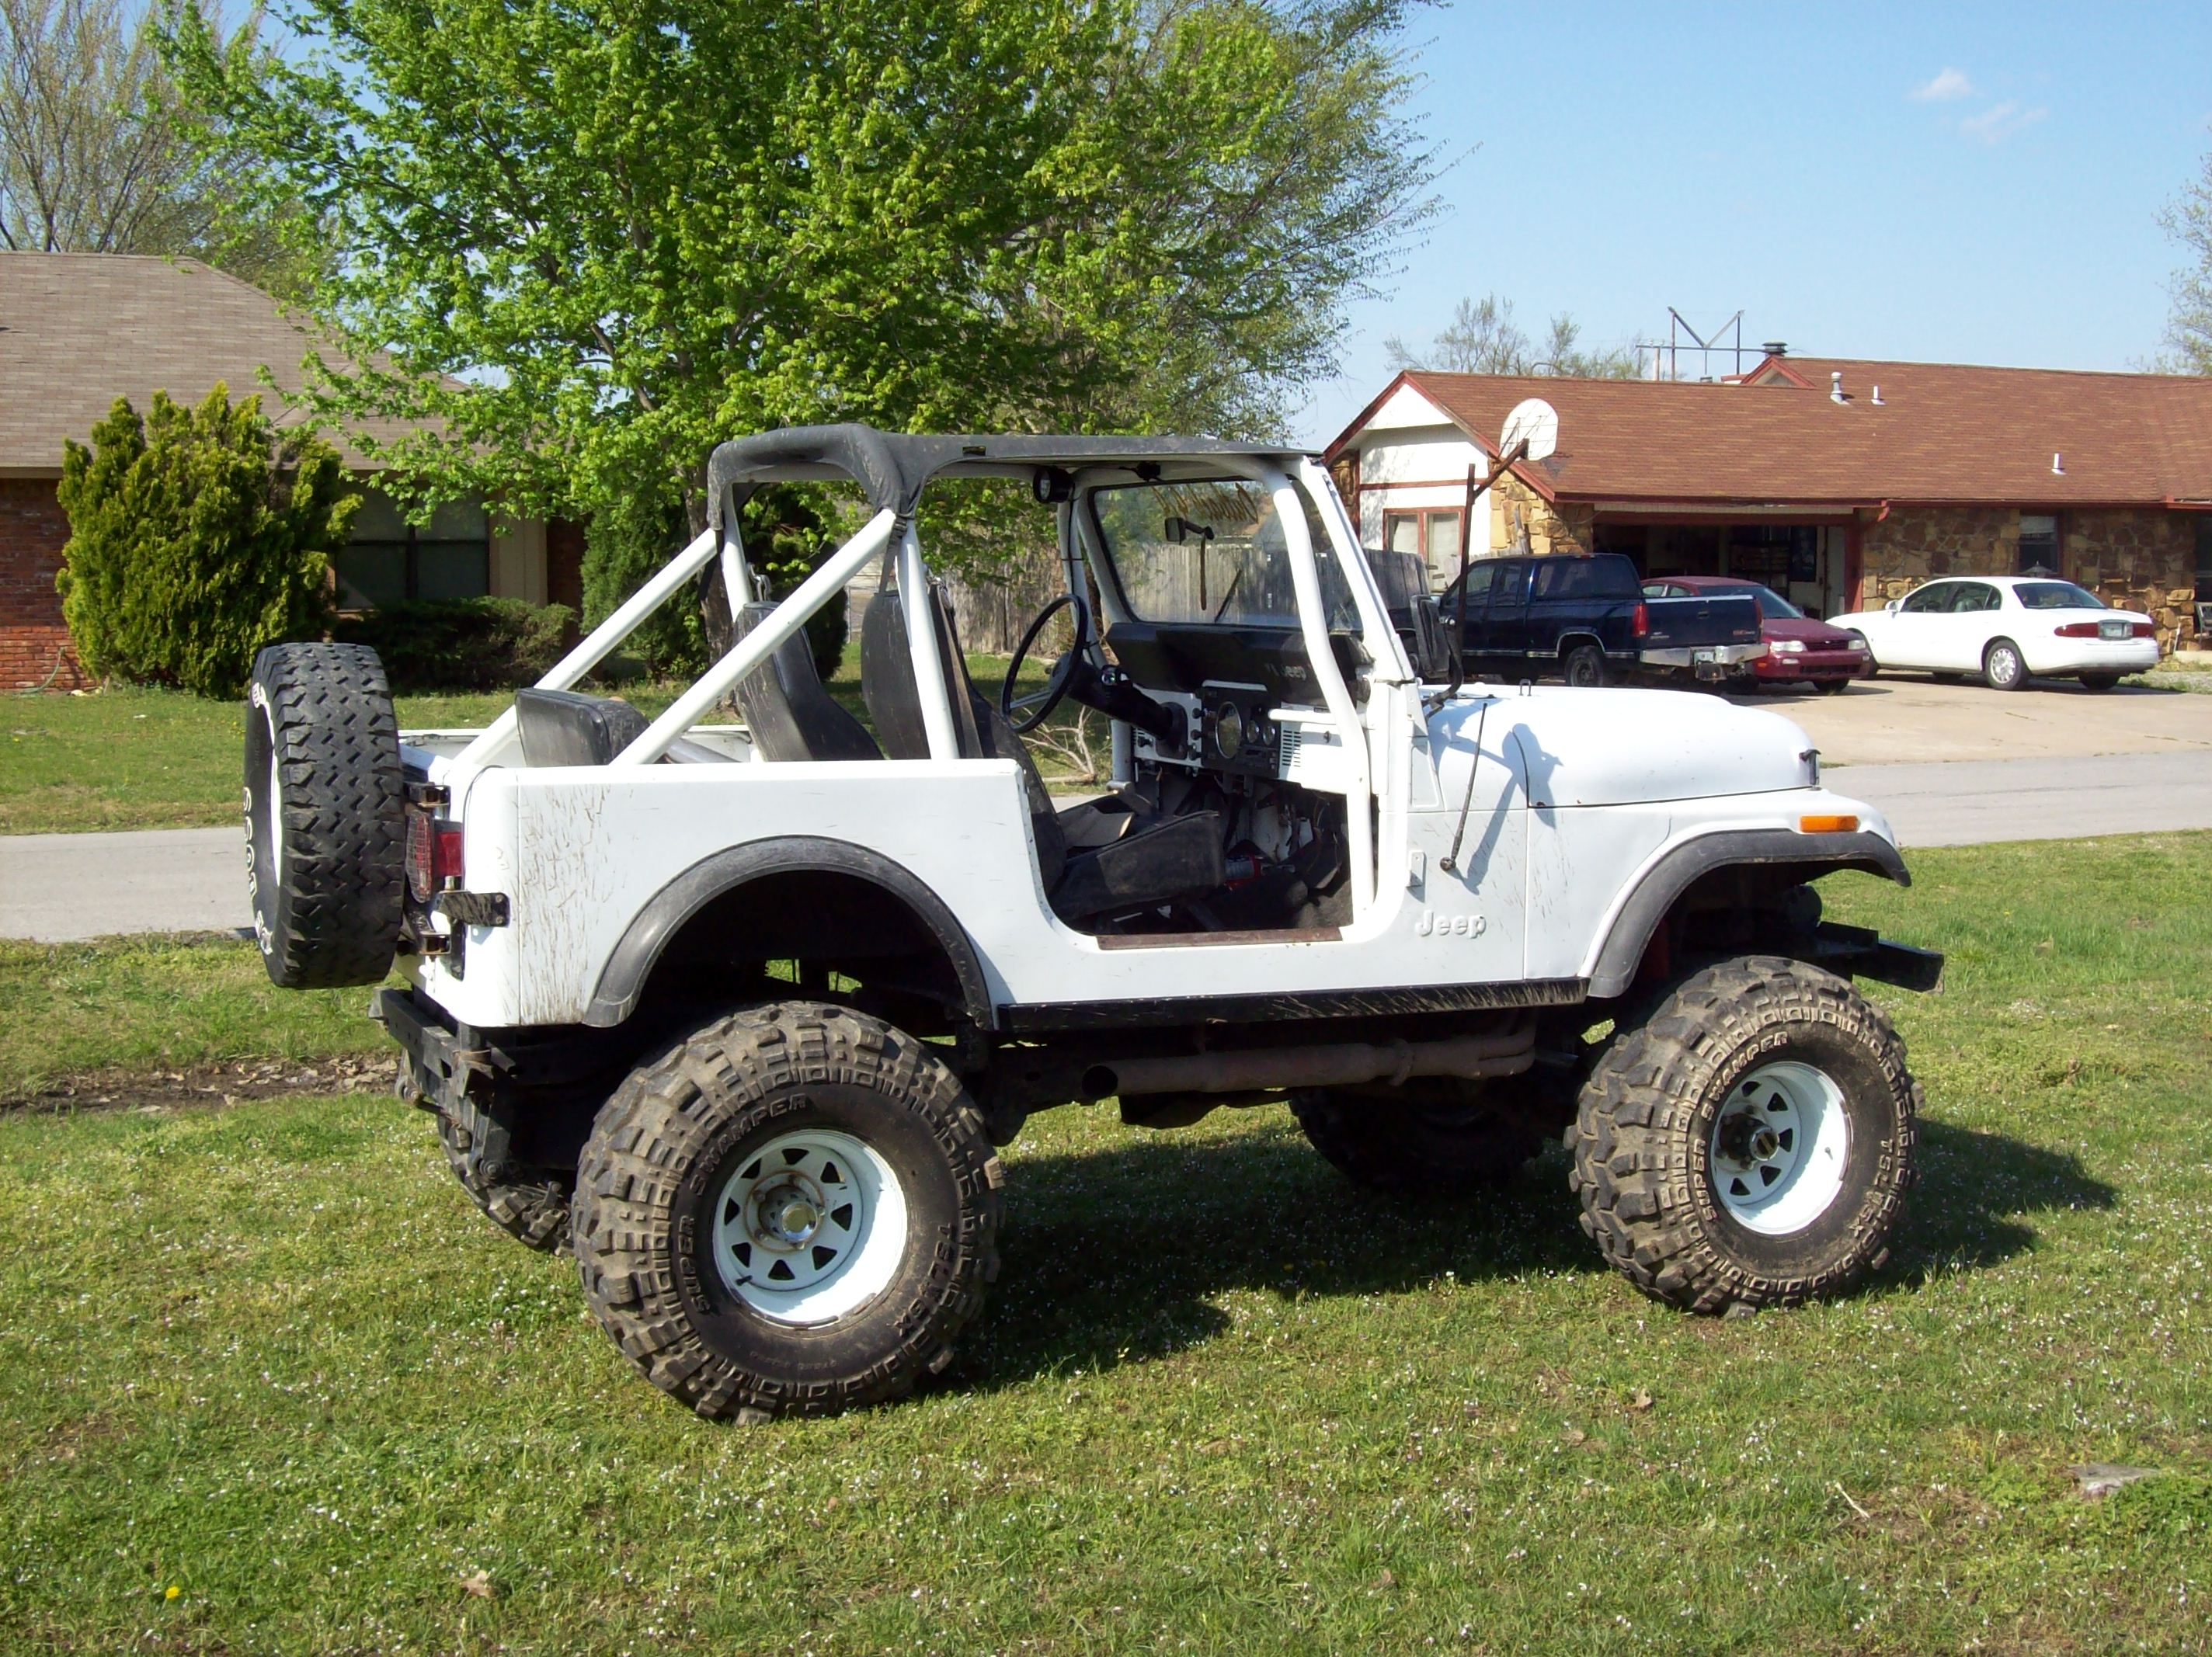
[1083,474,1364,634]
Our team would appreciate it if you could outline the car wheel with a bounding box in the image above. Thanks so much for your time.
[1984,637,2029,692]
[2078,672,2121,692]
[571,1002,1002,1421]
[1563,644,1609,688]
[1567,956,1920,1315]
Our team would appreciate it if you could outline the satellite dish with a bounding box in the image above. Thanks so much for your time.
[1500,397,1560,463]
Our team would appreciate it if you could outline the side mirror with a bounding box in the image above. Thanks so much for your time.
[1163,516,1215,547]
[1886,599,1900,615]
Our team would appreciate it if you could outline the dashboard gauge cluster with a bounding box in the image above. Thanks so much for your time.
[1198,681,1279,779]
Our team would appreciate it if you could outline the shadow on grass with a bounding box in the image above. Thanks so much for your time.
[961,1120,1595,1391]
[1890,1119,2116,1275]
[958,1114,2116,1392]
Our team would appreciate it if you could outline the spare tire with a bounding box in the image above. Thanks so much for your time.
[245,643,406,988]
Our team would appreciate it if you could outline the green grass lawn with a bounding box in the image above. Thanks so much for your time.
[3,835,2210,1654]
[2,650,1086,835]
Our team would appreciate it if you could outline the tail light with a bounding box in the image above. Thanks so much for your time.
[2054,621,2100,637]
[2134,621,2157,638]
[405,814,464,901]
[1630,601,1649,638]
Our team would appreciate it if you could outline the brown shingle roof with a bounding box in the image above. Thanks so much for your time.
[0,252,424,475]
[1339,358,2212,509]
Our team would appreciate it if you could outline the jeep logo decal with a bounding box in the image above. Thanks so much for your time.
[1415,909,1486,937]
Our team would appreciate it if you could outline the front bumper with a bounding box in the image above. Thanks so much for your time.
[1753,648,1872,683]
[1808,922,1945,992]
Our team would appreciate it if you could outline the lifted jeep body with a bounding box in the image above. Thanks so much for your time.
[244,424,1940,1421]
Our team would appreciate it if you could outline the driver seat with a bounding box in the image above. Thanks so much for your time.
[859,587,1223,923]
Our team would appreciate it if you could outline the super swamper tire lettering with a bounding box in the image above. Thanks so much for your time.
[1567,956,1919,1314]
[570,1002,1003,1422]
[244,644,406,988]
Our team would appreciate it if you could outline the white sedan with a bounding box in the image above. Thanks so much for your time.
[1830,575,2160,692]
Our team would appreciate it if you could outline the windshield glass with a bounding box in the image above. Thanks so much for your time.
[1749,585,1803,619]
[2015,581,2106,610]
[1091,480,1358,629]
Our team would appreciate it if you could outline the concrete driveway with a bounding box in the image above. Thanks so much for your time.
[1730,674,2212,766]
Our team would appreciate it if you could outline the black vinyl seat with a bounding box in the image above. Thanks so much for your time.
[729,600,882,762]
[514,687,732,767]
[859,587,1224,923]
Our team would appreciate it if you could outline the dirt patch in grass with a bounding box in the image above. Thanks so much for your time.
[2,1051,395,1115]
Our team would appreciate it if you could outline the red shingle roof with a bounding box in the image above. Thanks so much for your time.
[1335,358,2212,509]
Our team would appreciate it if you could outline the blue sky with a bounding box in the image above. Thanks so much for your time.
[1296,1,2212,446]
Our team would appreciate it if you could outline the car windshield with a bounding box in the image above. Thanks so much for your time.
[1090,480,1358,628]
[2014,581,2106,611]
[1748,585,1803,620]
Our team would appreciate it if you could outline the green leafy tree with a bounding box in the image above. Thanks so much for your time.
[1386,293,1640,379]
[2158,140,2212,374]
[169,0,1435,616]
[55,383,356,695]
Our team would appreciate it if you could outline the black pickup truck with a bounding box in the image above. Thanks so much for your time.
[1441,553,1766,686]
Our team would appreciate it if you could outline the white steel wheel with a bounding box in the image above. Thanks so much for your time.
[710,1127,909,1326]
[1707,1060,1850,1237]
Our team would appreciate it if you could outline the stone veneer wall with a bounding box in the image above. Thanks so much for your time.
[0,478,88,690]
[1487,474,1595,558]
[1856,504,2196,652]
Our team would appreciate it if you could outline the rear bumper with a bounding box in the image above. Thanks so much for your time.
[1640,641,1769,676]
[2027,640,2161,676]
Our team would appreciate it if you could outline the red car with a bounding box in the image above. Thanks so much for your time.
[1639,576,1872,693]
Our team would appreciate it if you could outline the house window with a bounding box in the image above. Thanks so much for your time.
[1382,507,1465,583]
[2196,516,2212,603]
[2018,514,2060,576]
[334,487,490,610]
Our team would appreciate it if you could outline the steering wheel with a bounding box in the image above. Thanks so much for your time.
[1000,592,1092,734]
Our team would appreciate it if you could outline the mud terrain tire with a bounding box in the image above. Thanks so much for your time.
[245,644,405,988]
[1567,956,1918,1315]
[1292,1079,1545,1196]
[570,1002,1002,1422]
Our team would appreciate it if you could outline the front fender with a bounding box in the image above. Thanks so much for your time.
[1584,828,1911,998]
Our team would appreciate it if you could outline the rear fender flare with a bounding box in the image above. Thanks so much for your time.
[583,836,993,1030]
[1584,828,1910,998]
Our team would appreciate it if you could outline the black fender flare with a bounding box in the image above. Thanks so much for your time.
[1586,828,1910,999]
[582,836,994,1030]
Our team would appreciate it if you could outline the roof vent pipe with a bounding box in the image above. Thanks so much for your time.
[2052,453,2064,475]
[1871,384,1884,405]
[1762,341,1789,357]
[1831,371,1845,403]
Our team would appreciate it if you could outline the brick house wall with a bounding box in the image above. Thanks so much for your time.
[1856,504,2196,650]
[0,478,87,690]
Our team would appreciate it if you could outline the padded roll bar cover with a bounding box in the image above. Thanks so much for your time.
[730,600,882,762]
[1585,828,1911,999]
[515,688,651,767]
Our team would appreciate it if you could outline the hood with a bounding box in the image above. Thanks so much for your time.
[1433,683,1817,808]
[1767,617,1859,648]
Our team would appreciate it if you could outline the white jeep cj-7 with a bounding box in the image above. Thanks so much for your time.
[244,420,1940,1421]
